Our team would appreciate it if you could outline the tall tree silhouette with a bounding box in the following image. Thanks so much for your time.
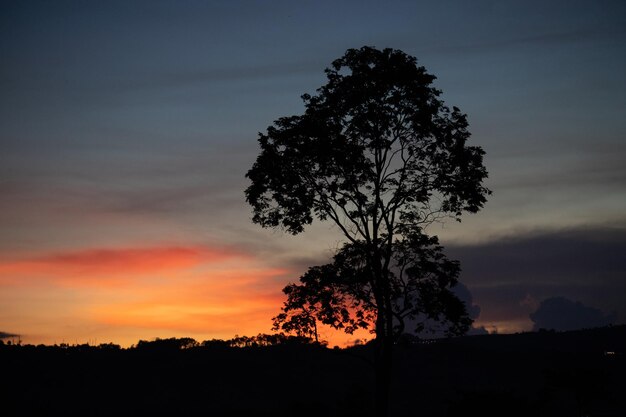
[246,46,490,417]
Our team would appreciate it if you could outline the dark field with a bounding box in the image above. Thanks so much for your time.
[2,326,624,417]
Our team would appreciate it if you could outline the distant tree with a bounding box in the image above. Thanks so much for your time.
[226,333,316,348]
[246,46,490,417]
[97,342,122,350]
[135,337,198,351]
[201,338,231,349]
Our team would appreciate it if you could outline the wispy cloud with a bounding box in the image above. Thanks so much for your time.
[491,148,626,192]
[428,26,626,56]
[38,246,218,268]
[109,61,322,92]
[0,245,245,285]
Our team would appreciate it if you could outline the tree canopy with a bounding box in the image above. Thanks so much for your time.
[246,46,489,241]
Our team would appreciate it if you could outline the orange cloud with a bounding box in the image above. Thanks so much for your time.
[37,246,209,271]
[0,245,245,286]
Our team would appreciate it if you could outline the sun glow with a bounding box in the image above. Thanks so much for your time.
[0,244,296,346]
[0,244,533,348]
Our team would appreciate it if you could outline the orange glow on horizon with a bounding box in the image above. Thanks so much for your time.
[0,243,297,346]
[473,319,533,334]
[0,244,527,348]
[0,243,374,347]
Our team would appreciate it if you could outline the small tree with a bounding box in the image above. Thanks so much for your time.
[272,230,471,341]
[246,46,490,416]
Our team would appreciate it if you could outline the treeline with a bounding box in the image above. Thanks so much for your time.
[135,333,324,350]
[0,332,324,351]
[1,326,624,416]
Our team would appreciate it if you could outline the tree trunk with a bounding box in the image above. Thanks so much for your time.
[374,334,393,417]
[372,246,394,417]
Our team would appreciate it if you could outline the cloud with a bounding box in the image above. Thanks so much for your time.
[37,246,215,270]
[459,27,618,51]
[530,296,617,331]
[453,282,481,320]
[401,282,485,338]
[0,245,246,286]
[0,331,18,340]
[454,283,489,335]
[446,224,626,332]
[109,61,321,92]
[492,150,626,192]
[466,326,489,336]
[448,224,626,289]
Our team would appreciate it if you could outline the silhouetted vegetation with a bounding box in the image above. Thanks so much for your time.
[246,46,490,416]
[1,326,624,416]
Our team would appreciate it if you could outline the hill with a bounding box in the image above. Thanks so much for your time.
[1,326,624,416]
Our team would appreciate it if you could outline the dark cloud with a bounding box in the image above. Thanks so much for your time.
[401,282,486,338]
[445,225,626,328]
[428,27,617,57]
[493,151,626,191]
[448,225,626,287]
[108,61,322,92]
[466,326,489,336]
[453,282,481,321]
[454,283,488,335]
[530,296,617,331]
[0,331,18,340]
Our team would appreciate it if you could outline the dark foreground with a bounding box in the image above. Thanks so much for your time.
[2,326,625,417]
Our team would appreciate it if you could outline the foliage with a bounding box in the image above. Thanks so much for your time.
[246,46,489,240]
[247,46,489,340]
[273,231,472,340]
[135,337,199,351]
[226,333,321,348]
[132,334,317,351]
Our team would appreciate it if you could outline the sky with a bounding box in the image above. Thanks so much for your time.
[1,0,625,346]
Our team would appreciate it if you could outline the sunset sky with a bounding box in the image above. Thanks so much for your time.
[1,0,625,346]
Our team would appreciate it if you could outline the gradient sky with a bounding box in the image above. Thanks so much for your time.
[1,0,625,346]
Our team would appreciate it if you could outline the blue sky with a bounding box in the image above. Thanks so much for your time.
[1,0,625,344]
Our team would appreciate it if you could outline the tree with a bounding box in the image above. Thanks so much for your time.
[245,46,490,416]
[272,231,472,342]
